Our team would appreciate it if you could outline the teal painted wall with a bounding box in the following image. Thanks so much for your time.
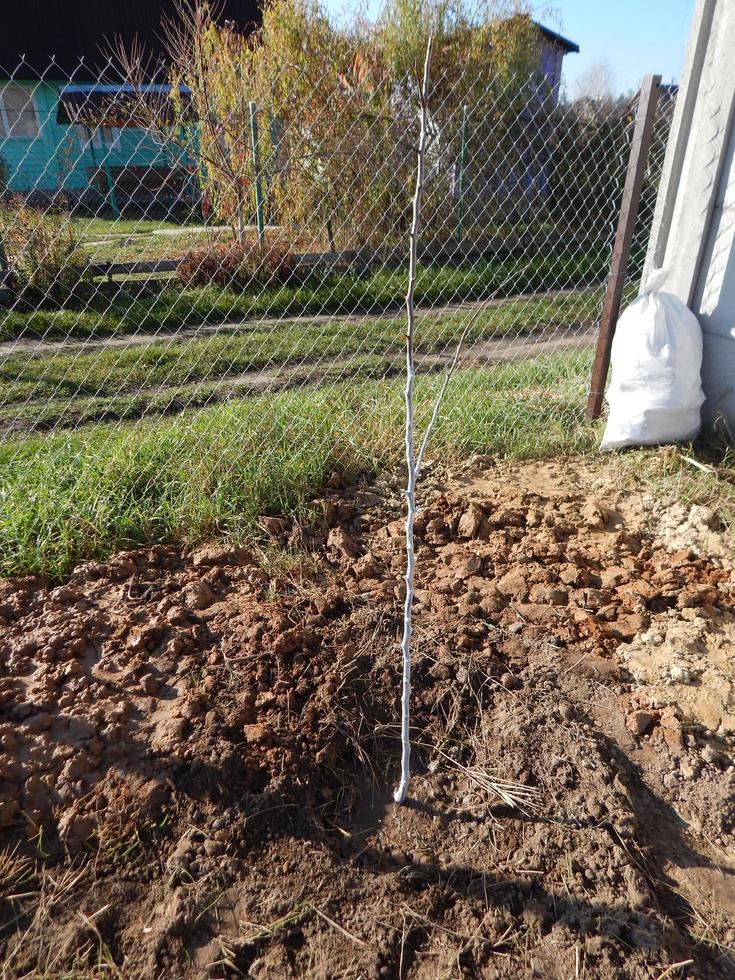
[0,80,174,196]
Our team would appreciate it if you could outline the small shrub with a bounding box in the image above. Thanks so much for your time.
[176,235,296,289]
[0,198,85,301]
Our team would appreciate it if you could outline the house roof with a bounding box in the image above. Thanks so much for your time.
[2,5,578,81]
[0,0,261,79]
[56,84,193,126]
[535,22,580,55]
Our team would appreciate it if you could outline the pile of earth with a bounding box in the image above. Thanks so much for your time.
[1,456,734,978]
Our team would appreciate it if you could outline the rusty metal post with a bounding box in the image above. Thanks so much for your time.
[586,74,662,421]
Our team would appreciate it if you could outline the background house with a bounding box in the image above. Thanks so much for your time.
[466,21,578,221]
[537,23,579,102]
[0,0,261,208]
[0,5,576,219]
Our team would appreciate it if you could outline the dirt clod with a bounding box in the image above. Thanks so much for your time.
[626,709,657,735]
[1,457,734,978]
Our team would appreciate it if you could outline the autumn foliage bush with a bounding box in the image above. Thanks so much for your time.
[0,198,85,301]
[176,236,296,289]
[121,0,540,250]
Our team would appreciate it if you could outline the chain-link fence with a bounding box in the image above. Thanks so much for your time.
[0,40,675,575]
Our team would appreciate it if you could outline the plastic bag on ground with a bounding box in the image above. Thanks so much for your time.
[600,269,705,451]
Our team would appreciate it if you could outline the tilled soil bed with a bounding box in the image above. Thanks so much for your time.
[1,457,734,978]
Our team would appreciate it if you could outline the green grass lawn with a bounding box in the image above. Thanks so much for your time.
[66,215,232,264]
[0,351,598,576]
[71,216,191,237]
[0,289,600,431]
[0,250,610,342]
[70,217,554,264]
[79,227,232,265]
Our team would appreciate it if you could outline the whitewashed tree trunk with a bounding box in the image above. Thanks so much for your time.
[394,36,433,806]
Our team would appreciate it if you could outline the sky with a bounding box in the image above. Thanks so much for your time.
[542,0,695,97]
[324,0,696,97]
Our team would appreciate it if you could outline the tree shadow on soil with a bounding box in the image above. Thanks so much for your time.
[156,724,735,976]
[8,687,733,978]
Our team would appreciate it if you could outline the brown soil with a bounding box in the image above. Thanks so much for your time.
[1,457,734,979]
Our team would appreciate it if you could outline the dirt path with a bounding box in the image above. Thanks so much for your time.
[0,324,596,435]
[0,287,597,358]
[199,322,596,394]
[1,457,733,977]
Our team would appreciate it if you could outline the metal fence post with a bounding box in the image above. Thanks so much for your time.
[586,74,662,422]
[87,126,120,220]
[0,235,10,299]
[249,100,265,245]
[455,105,469,240]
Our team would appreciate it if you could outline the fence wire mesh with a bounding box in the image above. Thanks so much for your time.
[0,46,675,574]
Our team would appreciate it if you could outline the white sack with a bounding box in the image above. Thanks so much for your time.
[600,269,705,451]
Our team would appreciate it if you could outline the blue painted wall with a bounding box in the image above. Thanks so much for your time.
[0,80,172,196]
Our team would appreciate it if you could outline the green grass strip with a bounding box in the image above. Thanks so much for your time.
[0,251,608,342]
[0,351,598,577]
[0,290,599,415]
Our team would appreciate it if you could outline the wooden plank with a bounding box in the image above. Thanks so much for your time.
[94,250,373,279]
[586,74,662,422]
[120,259,180,275]
[91,279,173,297]
[87,259,181,278]
[294,248,377,268]
[422,235,508,258]
[75,228,606,288]
[418,230,596,261]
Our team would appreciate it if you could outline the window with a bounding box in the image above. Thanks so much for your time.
[100,127,121,150]
[76,125,121,152]
[0,84,39,138]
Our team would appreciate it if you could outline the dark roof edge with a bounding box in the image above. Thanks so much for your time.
[534,21,580,54]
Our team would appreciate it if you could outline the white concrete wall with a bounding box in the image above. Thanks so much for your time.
[644,0,735,426]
